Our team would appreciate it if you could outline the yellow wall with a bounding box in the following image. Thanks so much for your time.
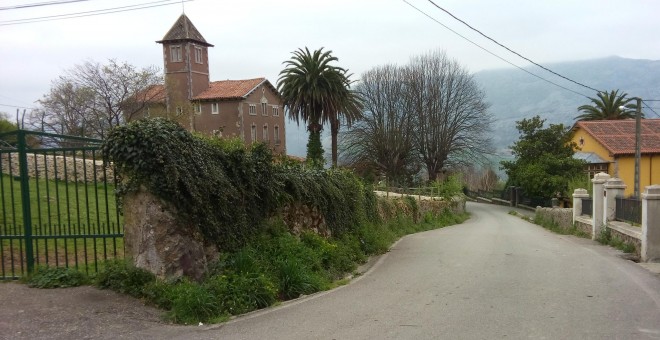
[571,128,614,176]
[572,128,660,196]
[618,155,660,196]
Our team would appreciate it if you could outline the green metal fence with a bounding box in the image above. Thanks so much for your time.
[0,129,123,279]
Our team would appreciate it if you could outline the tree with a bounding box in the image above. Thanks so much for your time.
[340,50,493,184]
[340,64,418,185]
[501,116,584,199]
[35,59,162,138]
[576,90,641,121]
[277,47,361,167]
[0,112,18,146]
[406,50,493,181]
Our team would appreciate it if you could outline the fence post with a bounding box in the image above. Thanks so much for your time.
[641,185,660,262]
[604,178,626,223]
[16,129,34,274]
[591,172,610,240]
[572,188,589,225]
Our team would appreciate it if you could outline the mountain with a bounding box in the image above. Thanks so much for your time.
[473,56,660,152]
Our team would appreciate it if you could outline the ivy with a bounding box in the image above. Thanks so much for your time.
[102,118,378,250]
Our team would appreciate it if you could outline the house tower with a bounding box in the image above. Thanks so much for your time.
[156,14,213,112]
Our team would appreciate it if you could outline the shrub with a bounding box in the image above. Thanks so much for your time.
[26,266,89,288]
[95,260,156,298]
[205,273,277,315]
[166,280,222,324]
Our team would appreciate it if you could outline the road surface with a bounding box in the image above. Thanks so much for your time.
[159,202,660,339]
[3,202,659,339]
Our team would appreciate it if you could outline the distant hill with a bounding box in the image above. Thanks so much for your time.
[473,56,660,152]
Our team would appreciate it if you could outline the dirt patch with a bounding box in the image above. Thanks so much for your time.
[0,283,179,340]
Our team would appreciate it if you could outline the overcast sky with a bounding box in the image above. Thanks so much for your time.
[2,0,660,154]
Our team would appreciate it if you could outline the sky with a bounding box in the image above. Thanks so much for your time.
[2,0,660,155]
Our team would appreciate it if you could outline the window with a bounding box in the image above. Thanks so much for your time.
[274,125,280,145]
[262,124,269,142]
[170,45,182,62]
[194,103,201,114]
[250,125,257,143]
[272,106,279,117]
[249,104,256,115]
[194,46,203,64]
[211,102,219,114]
[261,103,268,116]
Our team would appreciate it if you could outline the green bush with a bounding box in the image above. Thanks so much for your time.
[166,280,222,324]
[205,272,277,315]
[95,260,156,298]
[26,266,89,288]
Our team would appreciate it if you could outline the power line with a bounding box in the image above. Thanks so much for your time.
[0,0,93,11]
[0,0,192,26]
[401,0,590,98]
[425,0,603,94]
[0,103,37,110]
[641,100,660,118]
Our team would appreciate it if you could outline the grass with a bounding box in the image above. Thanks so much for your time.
[0,174,121,232]
[508,210,589,238]
[1,174,123,277]
[595,227,636,254]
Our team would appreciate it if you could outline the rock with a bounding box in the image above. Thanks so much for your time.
[123,188,216,281]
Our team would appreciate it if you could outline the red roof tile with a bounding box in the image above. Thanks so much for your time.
[575,119,660,155]
[134,84,166,103]
[193,78,269,101]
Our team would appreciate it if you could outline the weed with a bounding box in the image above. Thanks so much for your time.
[95,260,156,298]
[26,266,89,288]
[166,279,223,324]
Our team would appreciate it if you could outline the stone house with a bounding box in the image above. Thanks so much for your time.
[134,14,286,154]
[571,119,660,196]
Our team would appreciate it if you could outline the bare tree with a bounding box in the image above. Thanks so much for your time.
[406,50,493,181]
[340,65,418,185]
[35,59,162,138]
[341,50,493,185]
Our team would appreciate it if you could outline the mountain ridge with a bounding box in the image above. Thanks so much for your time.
[474,56,660,151]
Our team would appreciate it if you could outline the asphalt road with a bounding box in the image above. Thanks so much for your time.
[3,202,659,339]
[159,202,660,339]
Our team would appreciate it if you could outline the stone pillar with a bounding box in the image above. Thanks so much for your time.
[641,185,660,262]
[572,188,589,225]
[591,172,610,240]
[604,178,626,223]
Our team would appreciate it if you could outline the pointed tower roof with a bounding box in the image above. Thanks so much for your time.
[156,14,213,47]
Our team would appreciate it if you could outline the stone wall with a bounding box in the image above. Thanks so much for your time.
[123,191,467,281]
[0,153,114,183]
[535,207,573,230]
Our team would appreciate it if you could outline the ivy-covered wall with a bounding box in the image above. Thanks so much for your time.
[103,118,465,280]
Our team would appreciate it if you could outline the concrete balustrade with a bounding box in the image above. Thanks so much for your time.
[642,185,660,262]
[571,173,660,263]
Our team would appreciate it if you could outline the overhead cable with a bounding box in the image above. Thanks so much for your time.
[0,0,192,25]
[425,0,603,94]
[401,0,590,98]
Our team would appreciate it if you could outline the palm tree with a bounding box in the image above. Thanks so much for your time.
[277,47,362,167]
[576,90,641,121]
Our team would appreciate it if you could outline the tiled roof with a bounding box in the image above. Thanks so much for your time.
[575,119,660,155]
[156,14,213,47]
[136,85,166,103]
[193,78,269,100]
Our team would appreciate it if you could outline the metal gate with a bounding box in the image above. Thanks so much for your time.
[0,129,123,279]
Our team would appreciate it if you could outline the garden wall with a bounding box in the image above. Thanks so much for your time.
[0,153,113,183]
[535,207,573,230]
[123,189,466,281]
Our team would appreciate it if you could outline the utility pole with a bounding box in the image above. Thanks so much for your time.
[634,97,642,198]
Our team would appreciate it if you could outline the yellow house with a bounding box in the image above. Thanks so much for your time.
[571,119,660,197]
